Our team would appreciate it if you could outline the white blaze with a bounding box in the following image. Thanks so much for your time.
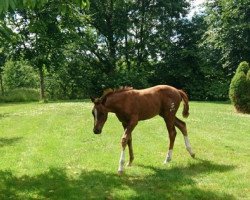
[94,108,98,126]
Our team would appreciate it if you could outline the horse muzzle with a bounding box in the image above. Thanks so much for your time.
[93,128,102,134]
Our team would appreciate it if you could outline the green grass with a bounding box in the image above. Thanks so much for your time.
[0,101,249,200]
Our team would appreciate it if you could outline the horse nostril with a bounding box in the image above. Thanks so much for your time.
[93,128,101,134]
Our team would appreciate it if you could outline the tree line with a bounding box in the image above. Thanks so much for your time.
[0,0,249,101]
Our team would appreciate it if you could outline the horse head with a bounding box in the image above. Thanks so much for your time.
[90,96,108,134]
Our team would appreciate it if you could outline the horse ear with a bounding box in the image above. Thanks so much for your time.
[101,96,107,105]
[90,96,95,103]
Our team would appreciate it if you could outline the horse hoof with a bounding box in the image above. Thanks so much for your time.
[191,153,195,158]
[126,162,132,167]
[163,160,171,165]
[118,170,124,175]
[164,157,171,164]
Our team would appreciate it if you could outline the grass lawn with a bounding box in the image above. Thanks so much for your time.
[0,101,249,200]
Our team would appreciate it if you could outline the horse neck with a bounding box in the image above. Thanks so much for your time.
[104,92,125,113]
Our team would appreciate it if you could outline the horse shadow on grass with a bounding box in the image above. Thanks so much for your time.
[0,159,236,200]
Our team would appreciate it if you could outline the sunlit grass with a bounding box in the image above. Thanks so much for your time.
[0,101,249,199]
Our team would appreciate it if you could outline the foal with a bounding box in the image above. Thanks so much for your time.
[91,85,195,174]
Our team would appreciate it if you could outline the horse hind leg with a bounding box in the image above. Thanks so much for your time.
[163,115,177,164]
[175,117,195,158]
[164,126,177,164]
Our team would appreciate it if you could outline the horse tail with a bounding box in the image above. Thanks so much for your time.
[178,90,189,118]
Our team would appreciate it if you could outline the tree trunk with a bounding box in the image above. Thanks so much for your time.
[106,0,116,74]
[137,0,146,68]
[125,31,131,71]
[125,6,131,71]
[38,65,45,100]
[0,73,4,96]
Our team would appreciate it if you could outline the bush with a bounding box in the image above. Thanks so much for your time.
[206,79,230,101]
[3,60,39,90]
[229,61,250,113]
[0,88,40,103]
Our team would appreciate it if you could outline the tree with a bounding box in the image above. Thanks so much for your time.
[203,0,250,76]
[0,52,6,95]
[3,60,38,90]
[229,61,250,113]
[4,9,58,99]
[0,18,18,95]
[0,0,89,100]
[2,0,239,101]
[80,0,190,88]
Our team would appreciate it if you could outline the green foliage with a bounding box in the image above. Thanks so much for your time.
[44,57,99,99]
[229,61,250,113]
[0,0,89,13]
[84,0,190,75]
[3,60,39,90]
[206,79,230,101]
[236,61,249,74]
[0,0,90,100]
[0,88,39,102]
[247,70,250,83]
[203,0,250,75]
[1,0,248,101]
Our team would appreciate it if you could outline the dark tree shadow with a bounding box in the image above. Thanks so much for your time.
[132,159,236,200]
[0,137,22,148]
[0,159,236,200]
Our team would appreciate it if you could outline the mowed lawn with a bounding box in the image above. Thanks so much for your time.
[0,101,249,200]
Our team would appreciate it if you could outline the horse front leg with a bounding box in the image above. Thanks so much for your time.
[127,137,134,166]
[118,133,129,174]
[118,120,137,175]
[122,122,134,167]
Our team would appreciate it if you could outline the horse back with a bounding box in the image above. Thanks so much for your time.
[135,85,182,119]
[106,85,182,121]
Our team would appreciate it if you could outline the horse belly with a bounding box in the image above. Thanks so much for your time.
[139,111,159,120]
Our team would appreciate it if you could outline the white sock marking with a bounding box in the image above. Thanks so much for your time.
[184,136,194,155]
[118,150,125,172]
[164,149,173,163]
[184,136,191,148]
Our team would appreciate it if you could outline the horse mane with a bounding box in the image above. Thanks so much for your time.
[101,86,133,99]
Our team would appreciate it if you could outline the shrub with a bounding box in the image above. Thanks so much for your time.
[229,61,250,113]
[206,79,230,101]
[0,88,39,103]
[3,60,39,90]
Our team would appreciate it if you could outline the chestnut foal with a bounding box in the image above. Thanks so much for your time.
[91,85,195,174]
